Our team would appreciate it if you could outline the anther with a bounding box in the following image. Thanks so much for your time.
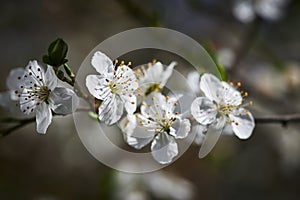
[237,82,241,87]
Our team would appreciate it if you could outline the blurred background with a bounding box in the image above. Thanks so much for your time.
[0,0,300,199]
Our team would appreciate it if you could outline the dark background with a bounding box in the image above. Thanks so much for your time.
[0,0,300,199]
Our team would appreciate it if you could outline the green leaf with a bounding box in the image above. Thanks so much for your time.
[217,64,227,82]
[203,41,228,81]
[43,38,68,67]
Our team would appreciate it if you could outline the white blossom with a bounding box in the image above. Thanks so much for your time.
[233,0,289,23]
[191,73,255,158]
[0,68,26,114]
[14,60,78,134]
[86,51,138,125]
[135,61,176,97]
[121,92,191,164]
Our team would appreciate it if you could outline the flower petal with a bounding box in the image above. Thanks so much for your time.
[45,66,58,90]
[187,71,201,94]
[198,116,226,158]
[170,118,191,139]
[151,132,178,164]
[98,94,123,125]
[91,51,114,74]
[191,124,207,145]
[86,74,111,100]
[19,88,38,114]
[120,114,155,149]
[49,87,79,115]
[219,82,242,106]
[6,68,25,91]
[143,62,164,84]
[121,94,137,114]
[114,65,139,93]
[160,61,176,88]
[35,103,52,134]
[200,73,222,103]
[191,97,217,125]
[229,108,255,139]
[141,93,167,120]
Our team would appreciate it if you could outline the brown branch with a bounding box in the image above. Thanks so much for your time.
[255,113,300,125]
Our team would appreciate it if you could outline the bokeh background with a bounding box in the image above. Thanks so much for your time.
[0,0,300,199]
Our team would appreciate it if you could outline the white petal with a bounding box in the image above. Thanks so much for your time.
[24,60,45,87]
[35,103,52,134]
[126,134,154,149]
[121,114,155,149]
[219,82,242,106]
[198,116,226,158]
[151,132,178,164]
[229,108,255,139]
[160,61,176,87]
[119,114,137,135]
[20,88,38,114]
[115,65,138,92]
[86,75,111,100]
[200,73,222,103]
[187,71,201,94]
[45,66,58,90]
[121,94,137,114]
[91,51,114,74]
[191,97,218,125]
[143,62,163,83]
[0,92,13,107]
[98,94,123,125]
[141,93,167,120]
[49,87,79,115]
[170,118,191,139]
[192,124,207,145]
[6,68,25,90]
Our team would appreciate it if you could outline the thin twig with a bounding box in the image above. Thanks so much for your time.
[255,113,300,125]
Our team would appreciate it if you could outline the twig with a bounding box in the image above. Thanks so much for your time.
[255,113,300,125]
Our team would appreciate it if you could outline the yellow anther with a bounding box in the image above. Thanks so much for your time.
[166,96,169,100]
[152,59,157,63]
[128,61,132,66]
[120,60,125,66]
[237,82,242,87]
[230,82,234,86]
[249,101,253,106]
[148,62,152,67]
[244,92,248,97]
[152,97,155,101]
[114,59,118,64]
[174,102,178,106]
[135,113,139,118]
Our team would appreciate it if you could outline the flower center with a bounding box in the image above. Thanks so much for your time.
[218,104,236,117]
[109,81,118,94]
[144,83,161,96]
[35,85,51,103]
[158,117,176,134]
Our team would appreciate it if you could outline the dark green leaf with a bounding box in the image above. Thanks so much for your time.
[43,38,68,67]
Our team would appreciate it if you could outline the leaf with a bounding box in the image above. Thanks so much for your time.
[216,64,227,82]
[43,38,68,67]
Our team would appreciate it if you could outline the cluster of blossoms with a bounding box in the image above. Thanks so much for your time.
[85,51,255,164]
[0,61,78,133]
[0,50,255,164]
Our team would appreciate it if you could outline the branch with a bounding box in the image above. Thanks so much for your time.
[255,113,300,125]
